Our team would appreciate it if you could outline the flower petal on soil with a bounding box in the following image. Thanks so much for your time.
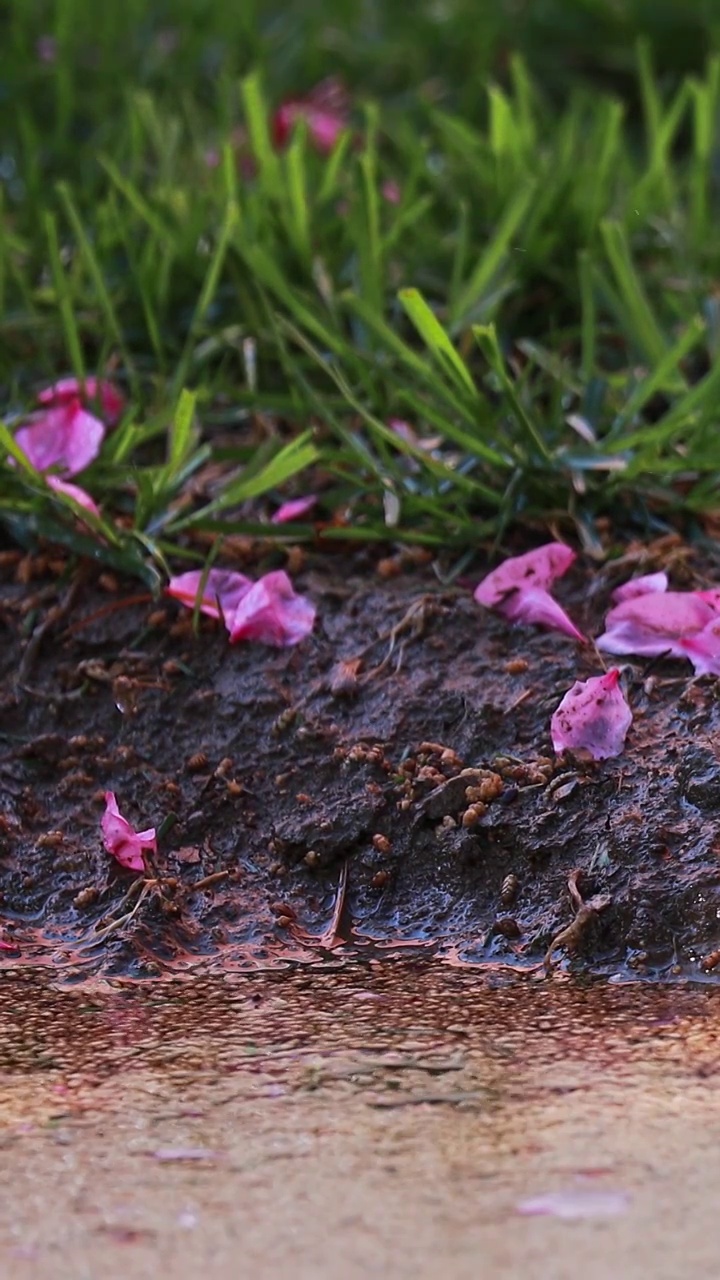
[271,494,318,524]
[228,570,315,647]
[674,619,720,677]
[101,792,156,873]
[596,591,720,665]
[38,377,125,425]
[166,568,252,625]
[611,571,668,602]
[272,78,349,153]
[15,400,105,476]
[46,476,100,517]
[550,669,632,760]
[474,542,583,641]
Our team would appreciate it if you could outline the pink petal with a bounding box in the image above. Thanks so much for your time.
[675,619,720,677]
[46,476,100,517]
[165,569,252,625]
[474,543,583,641]
[228,570,315,647]
[475,542,577,607]
[15,401,105,476]
[0,938,17,952]
[101,792,156,874]
[271,495,318,524]
[517,1189,629,1219]
[501,586,585,642]
[38,377,124,426]
[381,179,401,205]
[272,79,349,153]
[596,592,720,660]
[550,669,632,760]
[612,571,668,602]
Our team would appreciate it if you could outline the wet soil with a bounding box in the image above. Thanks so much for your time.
[3,543,720,977]
[3,963,720,1279]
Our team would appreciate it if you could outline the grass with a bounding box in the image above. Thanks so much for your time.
[3,0,720,586]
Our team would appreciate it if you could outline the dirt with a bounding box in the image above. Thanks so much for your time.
[3,538,720,978]
[3,963,720,1279]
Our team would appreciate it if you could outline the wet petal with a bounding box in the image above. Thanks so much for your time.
[501,586,585,642]
[676,619,720,677]
[271,495,318,524]
[101,792,156,874]
[474,543,582,641]
[38,377,124,425]
[612,571,668,603]
[228,570,315,647]
[15,401,105,476]
[517,1188,629,1219]
[46,476,100,518]
[550,669,632,760]
[166,569,252,625]
[597,591,720,660]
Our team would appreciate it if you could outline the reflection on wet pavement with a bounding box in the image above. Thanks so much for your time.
[2,963,720,1278]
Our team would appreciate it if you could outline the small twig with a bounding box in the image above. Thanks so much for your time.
[17,568,88,686]
[544,869,612,971]
[319,860,349,947]
[188,870,230,894]
[62,593,153,638]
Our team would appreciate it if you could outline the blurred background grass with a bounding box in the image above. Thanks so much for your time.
[3,0,720,578]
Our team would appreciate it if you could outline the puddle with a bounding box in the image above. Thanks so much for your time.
[2,962,720,1278]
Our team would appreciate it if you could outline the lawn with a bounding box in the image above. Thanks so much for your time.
[3,0,720,586]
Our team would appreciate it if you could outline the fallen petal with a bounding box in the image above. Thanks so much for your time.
[15,401,105,476]
[46,476,100,518]
[101,792,156,874]
[676,619,720,677]
[517,1188,629,1220]
[551,669,632,760]
[271,495,318,524]
[501,586,585,643]
[229,570,315,647]
[166,569,252,625]
[597,591,720,660]
[474,543,582,641]
[612,571,668,602]
[38,377,125,426]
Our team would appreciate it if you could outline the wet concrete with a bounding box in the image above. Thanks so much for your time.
[2,962,720,1278]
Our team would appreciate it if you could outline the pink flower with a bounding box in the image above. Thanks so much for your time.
[166,568,315,647]
[228,570,315,647]
[46,476,100,517]
[36,35,57,64]
[166,568,252,623]
[15,400,105,477]
[38,377,124,426]
[272,78,349,154]
[101,792,156,874]
[271,495,318,524]
[611,571,668,603]
[474,542,584,642]
[382,179,401,205]
[551,669,632,760]
[596,590,720,672]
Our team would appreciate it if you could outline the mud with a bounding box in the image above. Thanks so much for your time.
[3,542,720,977]
[3,964,720,1279]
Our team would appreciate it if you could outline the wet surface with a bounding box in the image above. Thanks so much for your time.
[3,961,720,1278]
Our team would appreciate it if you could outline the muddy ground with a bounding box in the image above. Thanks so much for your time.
[2,536,720,978]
